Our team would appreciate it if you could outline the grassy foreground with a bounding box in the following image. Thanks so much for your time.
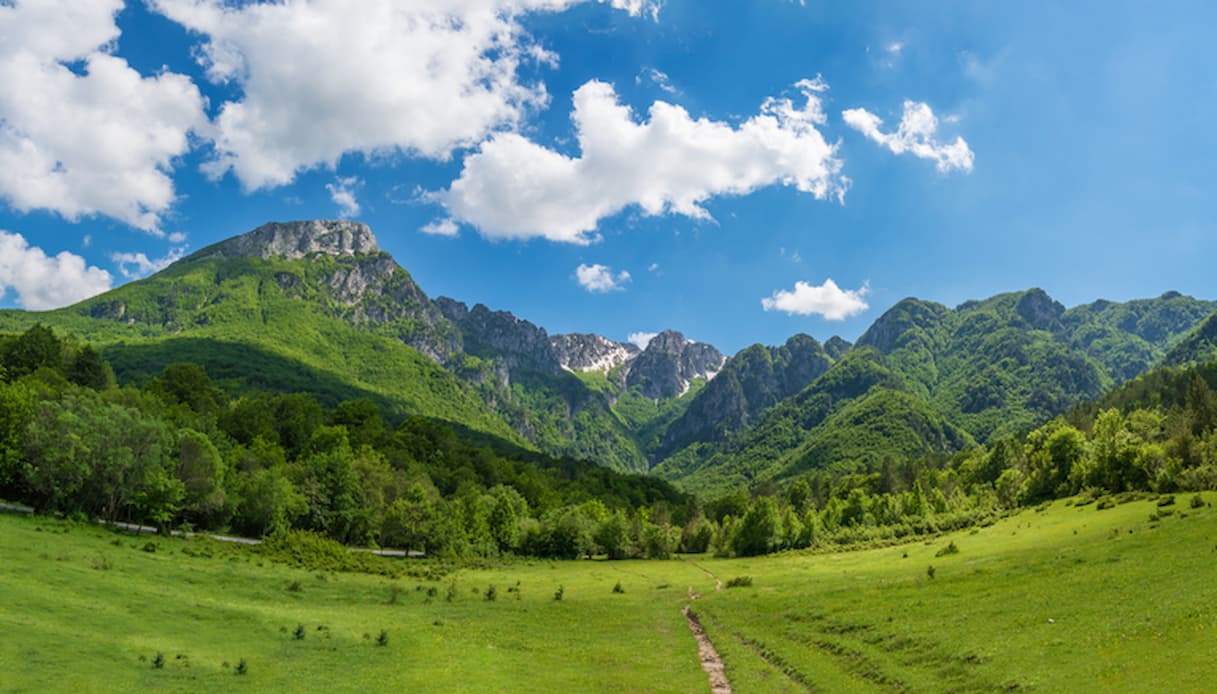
[2,494,1215,692]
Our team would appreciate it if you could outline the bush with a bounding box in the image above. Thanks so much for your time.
[554,585,564,601]
[724,576,753,589]
[152,652,165,669]
[1096,497,1115,511]
[612,580,625,594]
[292,623,306,640]
[235,659,248,676]
[142,542,157,553]
[484,585,497,602]
[1157,495,1176,508]
[1191,494,1206,509]
[387,584,402,604]
[286,580,302,593]
[446,580,458,602]
[935,541,960,557]
[376,630,389,647]
[926,565,936,580]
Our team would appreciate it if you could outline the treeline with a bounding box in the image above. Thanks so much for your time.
[4,324,1214,563]
[0,325,698,560]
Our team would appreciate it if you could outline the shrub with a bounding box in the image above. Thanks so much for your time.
[1191,494,1206,509]
[554,585,565,601]
[926,565,936,580]
[611,580,625,594]
[292,624,306,640]
[1157,495,1176,508]
[725,576,753,588]
[376,630,389,647]
[1096,498,1115,511]
[142,542,157,553]
[426,586,438,598]
[235,659,248,676]
[89,555,113,571]
[484,585,497,602]
[286,580,302,593]
[446,580,458,602]
[152,652,165,669]
[387,584,402,604]
[935,541,960,557]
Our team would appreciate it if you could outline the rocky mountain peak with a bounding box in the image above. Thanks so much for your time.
[627,330,725,399]
[1015,288,1065,332]
[551,333,639,373]
[188,220,380,261]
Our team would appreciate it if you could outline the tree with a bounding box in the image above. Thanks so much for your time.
[68,345,111,391]
[154,363,219,414]
[3,324,62,380]
[1025,421,1086,499]
[177,429,226,521]
[732,497,779,557]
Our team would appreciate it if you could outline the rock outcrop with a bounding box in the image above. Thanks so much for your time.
[626,330,725,400]
[551,333,639,374]
[187,220,380,261]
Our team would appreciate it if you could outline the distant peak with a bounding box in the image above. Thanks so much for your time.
[189,220,380,261]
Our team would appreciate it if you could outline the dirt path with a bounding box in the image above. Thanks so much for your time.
[682,558,731,693]
[683,605,732,694]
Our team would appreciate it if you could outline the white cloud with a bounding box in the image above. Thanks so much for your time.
[111,246,187,279]
[647,262,659,272]
[636,67,677,94]
[435,77,847,244]
[0,0,207,234]
[420,218,460,237]
[326,176,362,218]
[627,331,658,350]
[0,231,113,310]
[886,41,904,55]
[842,101,974,173]
[761,278,869,320]
[576,263,631,293]
[152,0,656,191]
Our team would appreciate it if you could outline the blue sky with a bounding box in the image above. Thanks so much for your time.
[1,0,1214,355]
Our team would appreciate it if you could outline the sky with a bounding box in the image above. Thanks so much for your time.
[1,0,1215,355]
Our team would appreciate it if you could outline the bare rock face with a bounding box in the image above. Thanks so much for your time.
[551,333,639,374]
[189,220,380,261]
[626,330,725,399]
[436,298,563,378]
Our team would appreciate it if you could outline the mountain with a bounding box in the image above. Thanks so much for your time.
[0,220,1212,495]
[1163,310,1217,367]
[0,220,724,474]
[650,288,1214,494]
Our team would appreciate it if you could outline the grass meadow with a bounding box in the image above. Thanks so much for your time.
[2,493,1214,692]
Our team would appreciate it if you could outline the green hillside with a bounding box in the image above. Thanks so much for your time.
[653,290,1213,494]
[0,252,521,444]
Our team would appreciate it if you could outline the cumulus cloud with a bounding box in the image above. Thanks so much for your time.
[420,218,460,238]
[326,176,362,218]
[842,101,974,173]
[575,263,631,292]
[435,77,847,244]
[0,231,113,310]
[111,246,187,279]
[761,278,869,320]
[152,0,656,191]
[628,331,658,350]
[0,0,207,234]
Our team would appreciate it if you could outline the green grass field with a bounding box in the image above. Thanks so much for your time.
[2,494,1215,692]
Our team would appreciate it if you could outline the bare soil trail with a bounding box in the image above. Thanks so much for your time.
[682,558,731,693]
